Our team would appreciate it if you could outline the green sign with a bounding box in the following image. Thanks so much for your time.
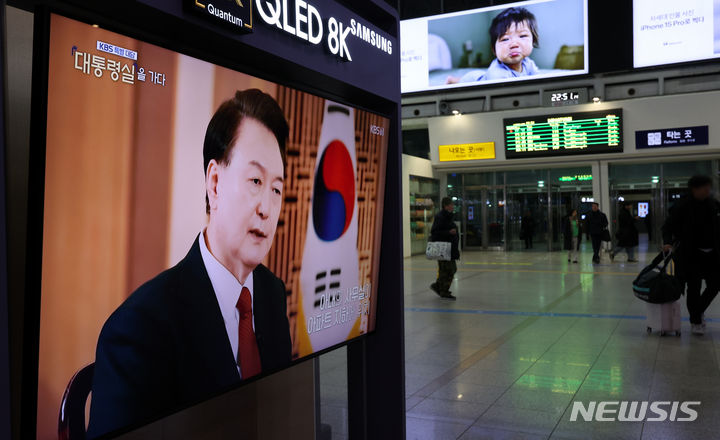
[559,174,593,182]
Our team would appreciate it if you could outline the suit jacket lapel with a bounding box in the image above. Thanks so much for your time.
[252,265,271,368]
[176,238,240,385]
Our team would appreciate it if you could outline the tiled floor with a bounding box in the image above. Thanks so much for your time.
[320,243,720,439]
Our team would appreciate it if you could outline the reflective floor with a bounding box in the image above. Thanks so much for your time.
[320,241,720,439]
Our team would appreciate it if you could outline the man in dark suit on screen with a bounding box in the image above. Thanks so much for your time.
[87,89,292,439]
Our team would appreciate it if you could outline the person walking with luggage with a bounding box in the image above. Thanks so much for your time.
[430,197,460,300]
[587,202,609,264]
[521,211,536,249]
[662,175,720,335]
[611,202,639,263]
[563,208,581,263]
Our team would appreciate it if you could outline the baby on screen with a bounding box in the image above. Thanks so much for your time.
[448,7,540,84]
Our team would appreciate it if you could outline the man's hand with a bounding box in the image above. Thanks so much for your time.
[450,229,457,235]
[662,244,673,253]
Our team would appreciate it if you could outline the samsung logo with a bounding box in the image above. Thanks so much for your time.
[570,401,700,422]
[349,18,392,55]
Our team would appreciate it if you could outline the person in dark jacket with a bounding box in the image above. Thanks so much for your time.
[520,211,536,249]
[662,175,720,335]
[430,197,460,300]
[611,202,639,263]
[563,208,581,263]
[586,202,609,264]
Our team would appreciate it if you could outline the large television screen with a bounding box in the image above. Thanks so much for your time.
[400,0,588,94]
[35,13,389,439]
[633,0,720,68]
[504,109,623,159]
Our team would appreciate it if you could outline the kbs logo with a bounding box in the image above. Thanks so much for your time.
[369,125,384,136]
[570,401,700,422]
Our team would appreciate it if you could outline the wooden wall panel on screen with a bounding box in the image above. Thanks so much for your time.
[354,111,387,334]
[267,86,324,359]
[127,44,178,294]
[37,15,137,440]
[361,112,389,331]
[212,66,277,112]
[266,88,390,352]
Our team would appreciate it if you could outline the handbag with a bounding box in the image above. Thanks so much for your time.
[426,241,451,261]
[601,228,612,242]
[633,251,684,304]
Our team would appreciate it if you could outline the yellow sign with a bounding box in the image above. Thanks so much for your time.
[438,142,495,161]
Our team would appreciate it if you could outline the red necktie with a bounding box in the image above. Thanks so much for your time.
[236,287,261,379]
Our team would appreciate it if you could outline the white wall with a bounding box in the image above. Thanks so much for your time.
[427,90,720,169]
[424,91,720,236]
[166,56,215,266]
[402,154,436,258]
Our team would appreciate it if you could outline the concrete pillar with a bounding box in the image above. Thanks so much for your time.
[599,161,611,235]
[592,161,611,235]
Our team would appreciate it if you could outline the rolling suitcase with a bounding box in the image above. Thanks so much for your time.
[636,250,683,336]
[645,300,681,336]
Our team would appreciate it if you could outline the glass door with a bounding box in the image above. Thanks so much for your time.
[608,160,717,251]
[463,187,484,248]
[548,184,563,251]
[506,185,550,251]
[487,187,505,249]
[462,185,506,249]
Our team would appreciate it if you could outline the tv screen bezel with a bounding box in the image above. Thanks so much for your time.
[400,0,591,95]
[24,6,392,439]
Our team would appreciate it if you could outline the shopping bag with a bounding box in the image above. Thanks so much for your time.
[599,241,613,264]
[633,251,684,304]
[426,241,451,261]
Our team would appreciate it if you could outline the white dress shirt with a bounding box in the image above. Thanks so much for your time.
[198,230,254,376]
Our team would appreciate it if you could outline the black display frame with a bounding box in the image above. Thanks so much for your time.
[0,1,12,439]
[503,108,624,159]
[400,0,594,96]
[21,2,405,439]
[399,0,644,97]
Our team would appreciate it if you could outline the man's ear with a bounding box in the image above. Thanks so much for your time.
[206,159,220,212]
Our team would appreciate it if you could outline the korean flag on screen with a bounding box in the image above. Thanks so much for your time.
[300,100,360,352]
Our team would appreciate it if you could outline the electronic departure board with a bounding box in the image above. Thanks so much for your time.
[504,109,623,159]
